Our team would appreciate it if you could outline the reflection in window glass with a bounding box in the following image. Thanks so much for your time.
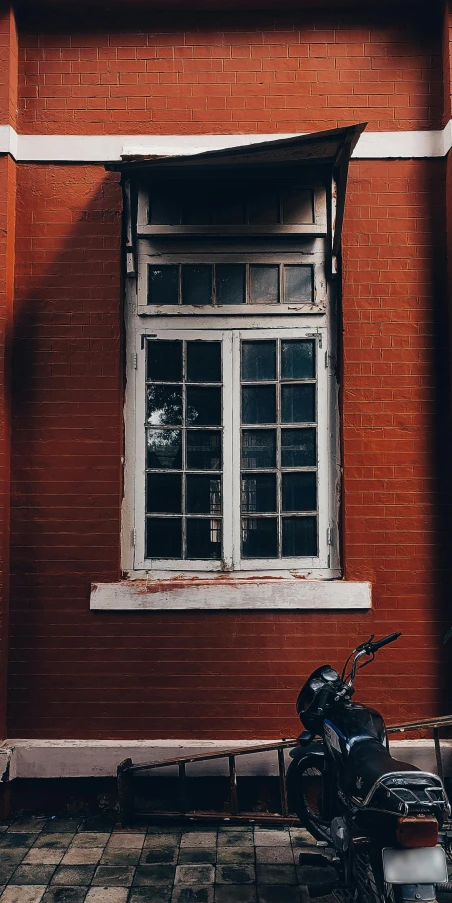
[242,386,276,424]
[186,475,221,514]
[147,340,182,382]
[146,385,183,426]
[146,518,182,558]
[282,516,317,557]
[242,517,278,557]
[187,431,222,470]
[241,475,276,513]
[182,265,212,305]
[186,518,222,559]
[146,473,182,513]
[281,340,315,380]
[187,342,221,383]
[281,384,315,423]
[187,387,222,426]
[241,341,276,381]
[148,265,179,305]
[249,266,279,304]
[285,266,313,303]
[216,265,246,305]
[147,430,182,470]
[241,430,276,469]
[281,428,316,467]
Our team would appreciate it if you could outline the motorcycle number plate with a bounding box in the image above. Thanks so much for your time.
[382,846,448,884]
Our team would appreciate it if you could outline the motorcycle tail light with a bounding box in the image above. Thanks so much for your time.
[396,815,438,848]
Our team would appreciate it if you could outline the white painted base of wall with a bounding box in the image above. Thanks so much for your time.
[0,739,450,782]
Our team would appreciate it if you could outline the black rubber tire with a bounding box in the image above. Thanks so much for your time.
[286,754,331,843]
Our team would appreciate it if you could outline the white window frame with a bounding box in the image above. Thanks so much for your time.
[133,323,332,575]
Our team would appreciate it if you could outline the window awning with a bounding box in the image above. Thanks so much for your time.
[107,123,366,256]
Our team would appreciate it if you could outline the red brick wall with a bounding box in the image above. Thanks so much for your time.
[17,6,442,135]
[5,5,451,739]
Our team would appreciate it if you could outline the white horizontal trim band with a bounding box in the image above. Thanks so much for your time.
[0,126,451,162]
[90,579,371,610]
[0,738,449,780]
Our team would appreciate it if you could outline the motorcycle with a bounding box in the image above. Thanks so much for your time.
[286,632,451,903]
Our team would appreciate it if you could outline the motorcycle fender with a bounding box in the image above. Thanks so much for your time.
[289,743,324,760]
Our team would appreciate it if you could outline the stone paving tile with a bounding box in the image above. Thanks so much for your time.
[129,888,172,903]
[214,887,257,903]
[253,829,291,847]
[179,834,217,850]
[106,835,145,851]
[51,867,96,887]
[133,866,176,887]
[256,887,303,903]
[174,867,214,886]
[143,836,180,850]
[22,852,64,868]
[59,851,104,867]
[0,836,37,850]
[0,888,46,903]
[256,864,297,885]
[8,821,48,835]
[215,864,255,885]
[177,851,216,866]
[141,848,178,865]
[77,819,115,835]
[85,889,129,903]
[91,867,135,887]
[69,836,109,850]
[34,837,73,851]
[172,888,214,903]
[216,832,253,848]
[8,867,56,886]
[41,822,81,836]
[215,849,254,865]
[255,846,295,864]
[0,867,21,887]
[99,850,141,867]
[42,890,87,903]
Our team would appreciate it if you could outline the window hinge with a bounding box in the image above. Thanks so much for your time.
[133,353,138,370]
[325,350,335,369]
[305,331,322,348]
[132,529,136,548]
[327,525,335,546]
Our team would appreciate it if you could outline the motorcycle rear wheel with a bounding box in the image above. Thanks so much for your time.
[286,754,331,843]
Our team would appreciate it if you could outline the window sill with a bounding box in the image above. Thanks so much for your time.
[90,577,371,611]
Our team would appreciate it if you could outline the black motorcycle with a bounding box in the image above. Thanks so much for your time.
[286,632,450,903]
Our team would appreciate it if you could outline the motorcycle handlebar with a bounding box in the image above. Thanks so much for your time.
[316,686,333,719]
[366,632,401,653]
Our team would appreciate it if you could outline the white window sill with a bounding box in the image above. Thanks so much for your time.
[90,577,371,610]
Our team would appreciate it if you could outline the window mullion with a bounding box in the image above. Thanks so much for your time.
[231,331,242,570]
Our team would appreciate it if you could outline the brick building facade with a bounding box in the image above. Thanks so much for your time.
[0,0,451,768]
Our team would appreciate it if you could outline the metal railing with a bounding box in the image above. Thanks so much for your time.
[117,715,452,826]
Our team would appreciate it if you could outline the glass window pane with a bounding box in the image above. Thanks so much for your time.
[146,517,182,558]
[241,429,276,469]
[186,475,222,514]
[281,385,315,423]
[146,473,182,514]
[284,266,313,303]
[248,189,279,224]
[149,191,180,225]
[147,385,182,426]
[187,342,221,383]
[241,341,276,381]
[282,473,316,512]
[187,431,222,470]
[182,265,212,305]
[242,386,276,425]
[281,428,316,467]
[249,265,279,304]
[148,265,179,306]
[186,518,222,559]
[281,340,315,380]
[147,430,182,470]
[242,517,278,558]
[281,189,314,225]
[186,387,221,426]
[241,474,276,513]
[216,264,246,305]
[282,516,317,557]
[147,340,182,382]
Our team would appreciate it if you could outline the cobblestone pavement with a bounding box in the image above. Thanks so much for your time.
[0,817,318,903]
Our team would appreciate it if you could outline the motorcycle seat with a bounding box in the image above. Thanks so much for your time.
[347,739,419,800]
